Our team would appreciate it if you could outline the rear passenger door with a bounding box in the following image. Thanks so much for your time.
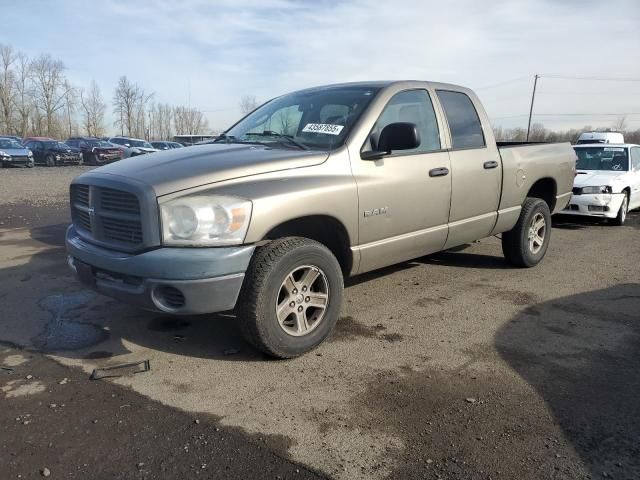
[436,90,502,248]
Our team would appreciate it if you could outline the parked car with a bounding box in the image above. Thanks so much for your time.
[151,141,184,150]
[107,137,159,157]
[65,137,124,165]
[66,80,575,358]
[24,139,82,166]
[0,137,34,168]
[576,131,624,145]
[21,136,54,146]
[562,144,640,225]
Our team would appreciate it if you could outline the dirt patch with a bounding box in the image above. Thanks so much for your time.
[331,316,403,343]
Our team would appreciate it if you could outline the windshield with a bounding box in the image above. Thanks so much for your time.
[224,86,381,151]
[129,139,153,148]
[0,138,22,149]
[575,147,629,171]
[87,140,112,148]
[43,141,72,149]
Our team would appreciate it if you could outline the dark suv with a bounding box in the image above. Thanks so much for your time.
[65,137,124,165]
[24,139,83,166]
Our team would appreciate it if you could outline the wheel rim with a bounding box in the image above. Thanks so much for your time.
[275,265,329,337]
[528,212,546,255]
[621,197,627,223]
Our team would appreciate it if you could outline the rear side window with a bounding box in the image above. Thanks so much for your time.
[436,90,485,149]
[631,147,640,171]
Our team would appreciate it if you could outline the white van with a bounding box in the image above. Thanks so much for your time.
[576,131,624,145]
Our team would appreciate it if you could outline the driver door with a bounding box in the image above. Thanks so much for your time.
[352,89,452,273]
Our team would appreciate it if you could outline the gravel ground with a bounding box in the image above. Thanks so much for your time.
[1,167,639,479]
[0,166,93,228]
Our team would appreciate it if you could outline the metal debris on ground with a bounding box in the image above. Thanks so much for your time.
[90,360,151,380]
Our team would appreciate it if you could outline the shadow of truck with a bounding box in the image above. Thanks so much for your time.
[495,284,640,478]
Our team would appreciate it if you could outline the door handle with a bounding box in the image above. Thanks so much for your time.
[483,160,499,169]
[429,167,449,177]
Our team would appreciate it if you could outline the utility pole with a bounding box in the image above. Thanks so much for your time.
[526,74,539,141]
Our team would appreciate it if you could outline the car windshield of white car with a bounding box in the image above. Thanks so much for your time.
[575,147,629,171]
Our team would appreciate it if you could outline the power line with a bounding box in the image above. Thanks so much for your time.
[492,112,640,120]
[474,76,531,90]
[540,74,640,82]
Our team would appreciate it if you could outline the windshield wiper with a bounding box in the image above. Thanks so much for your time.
[213,133,236,143]
[244,131,309,150]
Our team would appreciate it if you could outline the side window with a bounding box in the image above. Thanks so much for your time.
[369,89,441,154]
[436,90,486,149]
[631,147,640,171]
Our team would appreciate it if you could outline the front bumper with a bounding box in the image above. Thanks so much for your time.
[2,157,33,167]
[562,193,625,219]
[65,226,255,314]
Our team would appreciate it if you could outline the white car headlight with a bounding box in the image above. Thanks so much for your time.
[160,194,252,246]
[0,150,9,158]
[27,151,33,157]
[581,185,612,194]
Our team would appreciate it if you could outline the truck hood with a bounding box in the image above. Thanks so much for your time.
[91,143,329,196]
[574,170,628,188]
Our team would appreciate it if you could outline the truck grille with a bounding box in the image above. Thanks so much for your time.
[71,184,145,250]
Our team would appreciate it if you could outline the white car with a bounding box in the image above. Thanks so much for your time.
[563,144,640,225]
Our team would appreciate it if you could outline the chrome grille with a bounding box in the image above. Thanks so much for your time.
[70,184,145,250]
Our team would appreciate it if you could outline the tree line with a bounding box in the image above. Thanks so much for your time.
[0,43,209,140]
[494,119,640,144]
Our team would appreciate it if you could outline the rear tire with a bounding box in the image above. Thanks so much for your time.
[236,237,343,359]
[502,198,552,268]
[611,192,628,226]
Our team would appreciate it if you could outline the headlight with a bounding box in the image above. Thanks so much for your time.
[581,185,612,194]
[160,194,252,246]
[27,151,33,157]
[0,150,9,158]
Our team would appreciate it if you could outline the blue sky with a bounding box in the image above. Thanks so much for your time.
[3,0,640,133]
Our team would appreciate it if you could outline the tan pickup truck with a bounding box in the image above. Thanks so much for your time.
[66,81,575,358]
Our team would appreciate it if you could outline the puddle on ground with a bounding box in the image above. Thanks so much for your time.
[38,292,109,352]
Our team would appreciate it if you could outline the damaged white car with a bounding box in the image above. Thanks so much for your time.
[564,144,640,225]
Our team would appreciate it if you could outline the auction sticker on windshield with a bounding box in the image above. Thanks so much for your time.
[302,123,344,135]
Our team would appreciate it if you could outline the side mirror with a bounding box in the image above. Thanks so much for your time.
[361,122,420,160]
[124,143,130,148]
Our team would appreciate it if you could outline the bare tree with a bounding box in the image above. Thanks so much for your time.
[613,115,627,132]
[112,76,153,137]
[61,78,78,138]
[79,80,106,137]
[239,95,258,115]
[173,105,209,135]
[149,102,173,140]
[0,44,16,133]
[30,54,71,137]
[13,52,33,136]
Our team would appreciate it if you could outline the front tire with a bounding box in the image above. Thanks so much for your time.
[237,237,343,359]
[502,198,552,268]
[612,192,628,226]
